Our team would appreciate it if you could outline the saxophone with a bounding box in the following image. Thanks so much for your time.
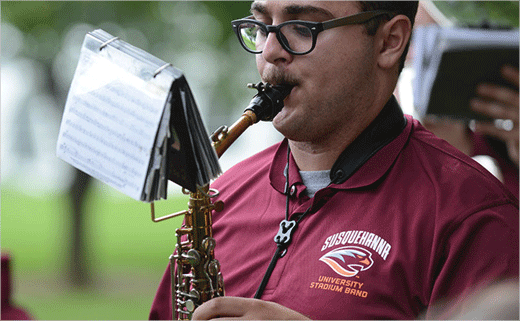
[165,83,293,320]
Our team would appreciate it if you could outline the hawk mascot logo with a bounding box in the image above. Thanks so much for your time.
[319,246,373,277]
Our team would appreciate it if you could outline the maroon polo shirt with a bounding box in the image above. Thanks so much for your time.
[150,97,518,320]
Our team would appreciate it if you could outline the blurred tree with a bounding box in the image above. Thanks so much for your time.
[432,1,519,27]
[2,1,251,58]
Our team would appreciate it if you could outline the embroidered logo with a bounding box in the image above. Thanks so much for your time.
[321,230,392,260]
[310,230,391,298]
[319,246,373,277]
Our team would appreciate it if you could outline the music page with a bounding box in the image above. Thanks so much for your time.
[56,32,172,201]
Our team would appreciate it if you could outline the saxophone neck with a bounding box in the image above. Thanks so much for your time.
[211,110,257,158]
[210,82,293,158]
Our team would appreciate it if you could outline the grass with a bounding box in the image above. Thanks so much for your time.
[1,183,188,320]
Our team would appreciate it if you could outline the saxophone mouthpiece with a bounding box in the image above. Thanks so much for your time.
[245,82,294,122]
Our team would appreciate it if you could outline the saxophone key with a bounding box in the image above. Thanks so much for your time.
[208,259,221,277]
[182,249,201,266]
[202,237,216,252]
[185,300,196,313]
[212,200,224,212]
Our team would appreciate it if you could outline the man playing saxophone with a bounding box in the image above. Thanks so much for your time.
[150,1,518,319]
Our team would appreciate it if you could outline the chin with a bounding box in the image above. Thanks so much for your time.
[272,107,290,130]
[273,113,304,141]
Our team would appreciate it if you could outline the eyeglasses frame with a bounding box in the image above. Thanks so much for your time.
[231,10,393,55]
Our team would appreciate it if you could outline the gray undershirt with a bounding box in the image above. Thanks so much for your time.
[299,170,331,198]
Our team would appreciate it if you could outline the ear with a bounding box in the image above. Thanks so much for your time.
[375,15,412,70]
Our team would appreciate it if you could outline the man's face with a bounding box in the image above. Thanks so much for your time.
[251,1,378,143]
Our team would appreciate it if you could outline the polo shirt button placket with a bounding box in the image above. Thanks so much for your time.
[289,185,297,197]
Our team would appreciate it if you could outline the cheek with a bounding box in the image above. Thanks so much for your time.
[307,46,353,84]
[256,55,266,74]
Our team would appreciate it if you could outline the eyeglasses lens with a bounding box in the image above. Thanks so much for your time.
[239,23,262,52]
[238,22,313,54]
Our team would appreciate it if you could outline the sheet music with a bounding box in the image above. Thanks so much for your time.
[57,30,172,201]
[57,29,222,202]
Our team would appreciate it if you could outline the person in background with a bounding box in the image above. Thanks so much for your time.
[1,254,33,320]
[414,1,519,196]
[150,1,518,319]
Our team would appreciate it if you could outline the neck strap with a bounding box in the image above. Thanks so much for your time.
[255,96,406,299]
[331,96,406,184]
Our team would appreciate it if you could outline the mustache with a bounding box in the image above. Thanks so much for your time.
[261,69,299,87]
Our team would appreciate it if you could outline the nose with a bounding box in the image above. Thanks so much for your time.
[261,31,293,64]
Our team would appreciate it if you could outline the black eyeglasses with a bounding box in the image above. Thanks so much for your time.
[231,10,392,55]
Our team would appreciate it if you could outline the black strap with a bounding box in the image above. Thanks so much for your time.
[254,245,284,299]
[254,208,310,299]
[330,96,406,184]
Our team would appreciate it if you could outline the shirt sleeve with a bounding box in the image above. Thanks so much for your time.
[426,203,519,319]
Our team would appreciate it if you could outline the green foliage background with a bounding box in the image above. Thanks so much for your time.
[1,1,518,320]
[433,1,519,27]
[2,1,254,320]
[2,188,187,319]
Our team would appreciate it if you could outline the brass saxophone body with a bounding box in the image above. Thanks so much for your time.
[173,83,293,319]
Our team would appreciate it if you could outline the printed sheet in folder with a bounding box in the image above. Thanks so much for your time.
[57,29,221,202]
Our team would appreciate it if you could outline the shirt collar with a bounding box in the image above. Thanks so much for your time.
[270,96,410,193]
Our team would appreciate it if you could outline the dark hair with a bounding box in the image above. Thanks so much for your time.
[358,1,419,73]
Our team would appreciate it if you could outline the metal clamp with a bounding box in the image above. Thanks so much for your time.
[153,63,173,78]
[150,202,188,222]
[99,37,119,50]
